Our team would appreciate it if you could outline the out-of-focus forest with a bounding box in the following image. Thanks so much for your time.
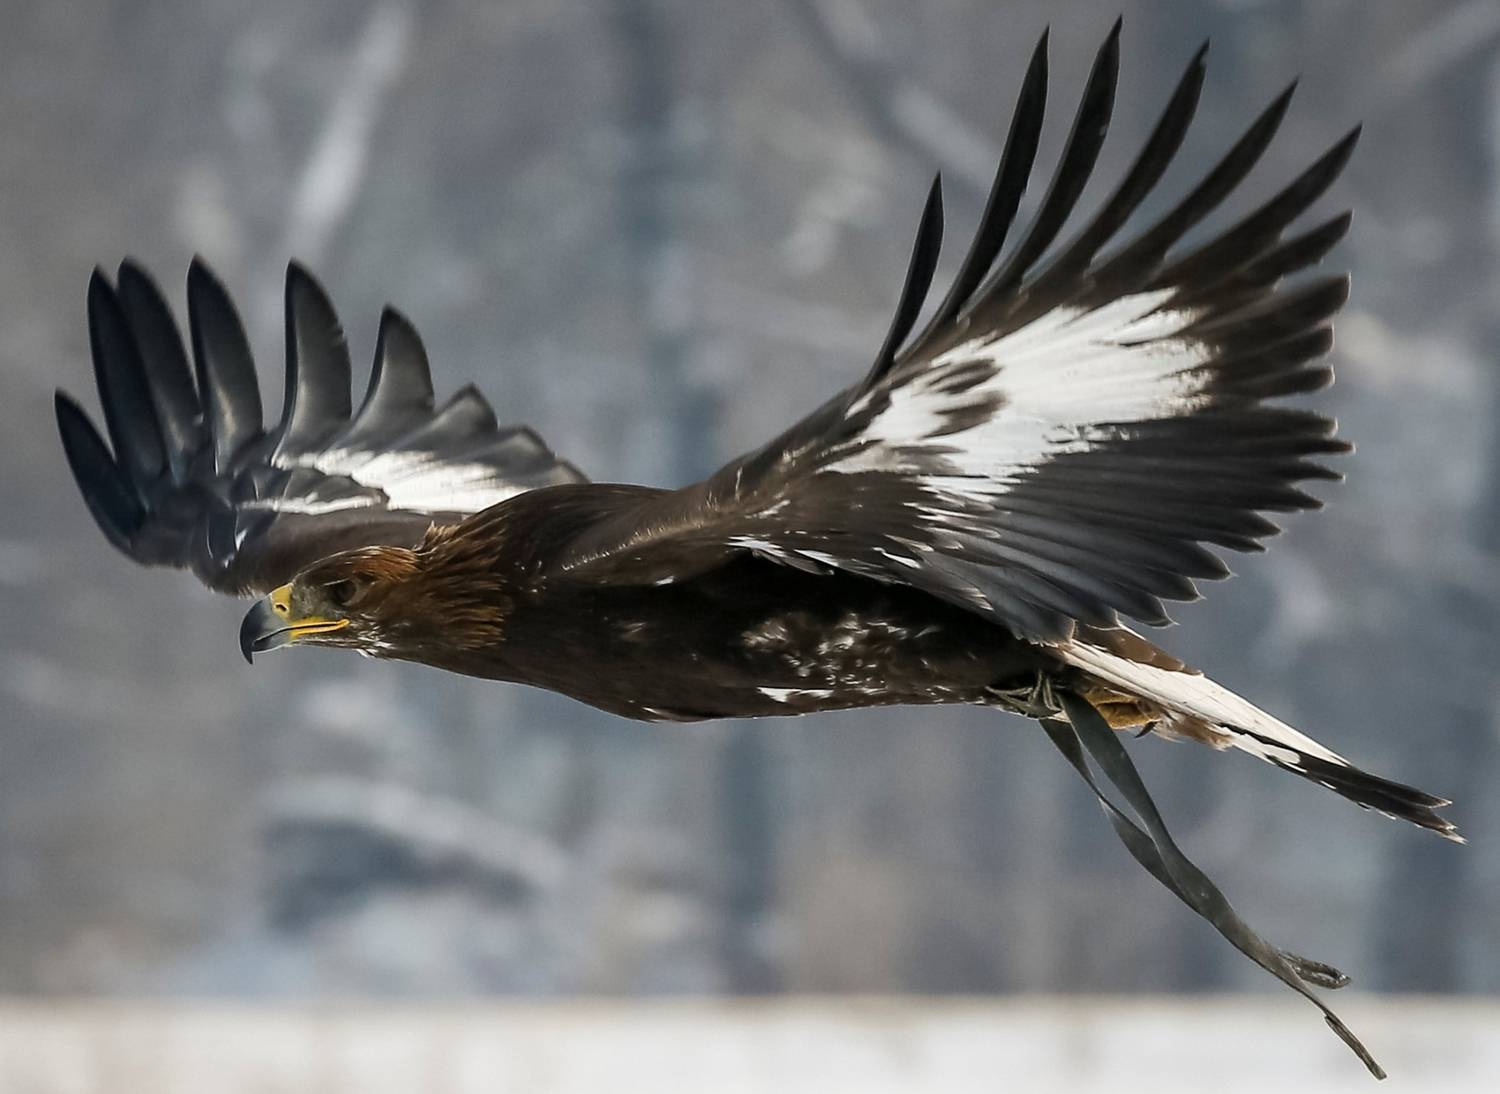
[1,0,1498,1005]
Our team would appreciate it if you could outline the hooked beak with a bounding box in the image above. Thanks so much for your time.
[239,583,349,664]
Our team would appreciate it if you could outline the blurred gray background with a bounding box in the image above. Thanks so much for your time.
[3,0,1499,1011]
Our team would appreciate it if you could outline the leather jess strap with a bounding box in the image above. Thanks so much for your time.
[1041,690,1385,1080]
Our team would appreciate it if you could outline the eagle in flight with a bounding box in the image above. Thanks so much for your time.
[56,24,1456,1078]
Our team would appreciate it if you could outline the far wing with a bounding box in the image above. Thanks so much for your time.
[547,27,1354,641]
[57,260,584,596]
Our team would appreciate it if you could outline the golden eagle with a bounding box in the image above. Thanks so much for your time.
[55,24,1455,1078]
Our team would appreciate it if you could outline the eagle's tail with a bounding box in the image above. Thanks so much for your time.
[1053,627,1462,842]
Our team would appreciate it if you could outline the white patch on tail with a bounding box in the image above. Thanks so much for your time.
[1054,630,1349,770]
[1054,629,1461,842]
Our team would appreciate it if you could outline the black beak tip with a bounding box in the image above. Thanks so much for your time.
[239,598,279,666]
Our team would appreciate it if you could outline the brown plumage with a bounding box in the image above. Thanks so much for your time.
[56,25,1459,1078]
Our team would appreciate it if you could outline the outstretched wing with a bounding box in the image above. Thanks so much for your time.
[57,260,585,596]
[548,26,1355,641]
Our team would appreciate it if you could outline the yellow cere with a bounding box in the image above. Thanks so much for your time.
[270,582,350,638]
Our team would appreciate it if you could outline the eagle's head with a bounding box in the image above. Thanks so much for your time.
[240,519,518,665]
[238,547,422,661]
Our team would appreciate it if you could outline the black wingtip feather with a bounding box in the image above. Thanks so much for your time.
[1176,212,1354,310]
[1154,129,1356,289]
[352,306,437,429]
[187,258,263,473]
[860,175,945,393]
[1273,77,1299,112]
[905,29,1049,356]
[274,262,352,459]
[116,258,202,482]
[976,18,1121,306]
[388,384,500,454]
[1089,78,1298,303]
[1023,31,1207,309]
[55,389,144,553]
[88,268,167,491]
[1193,276,1351,349]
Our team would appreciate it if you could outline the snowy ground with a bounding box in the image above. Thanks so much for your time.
[0,996,1495,1093]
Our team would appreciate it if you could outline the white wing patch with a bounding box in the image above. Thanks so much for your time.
[263,447,539,516]
[760,687,836,703]
[244,495,374,516]
[831,290,1210,489]
[365,454,537,513]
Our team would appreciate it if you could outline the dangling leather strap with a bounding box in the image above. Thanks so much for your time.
[1040,690,1385,1080]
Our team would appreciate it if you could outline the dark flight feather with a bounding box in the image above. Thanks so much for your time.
[965,19,1122,315]
[902,29,1049,359]
[187,257,263,475]
[59,260,585,594]
[860,175,945,393]
[271,262,353,463]
[116,260,203,483]
[338,308,438,450]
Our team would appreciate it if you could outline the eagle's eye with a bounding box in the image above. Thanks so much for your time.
[326,579,358,609]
